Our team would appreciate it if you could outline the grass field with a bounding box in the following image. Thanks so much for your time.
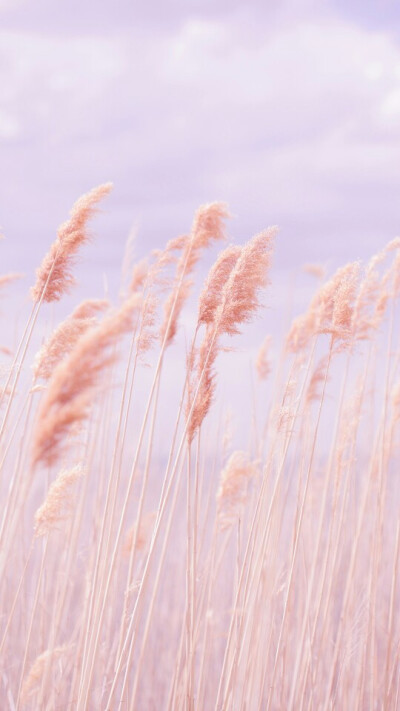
[0,183,399,710]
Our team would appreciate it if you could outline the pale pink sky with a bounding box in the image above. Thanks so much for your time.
[1,0,400,295]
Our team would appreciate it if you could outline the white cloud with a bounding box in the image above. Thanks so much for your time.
[0,31,126,140]
[163,18,400,137]
[0,108,20,138]
[1,13,400,275]
[380,88,400,122]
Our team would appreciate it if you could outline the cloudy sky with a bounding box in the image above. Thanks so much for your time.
[1,0,400,297]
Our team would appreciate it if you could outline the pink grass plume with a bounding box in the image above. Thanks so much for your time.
[32,293,141,469]
[34,463,85,537]
[216,451,258,529]
[161,202,230,346]
[34,299,109,381]
[256,335,273,381]
[31,183,112,303]
[188,228,276,441]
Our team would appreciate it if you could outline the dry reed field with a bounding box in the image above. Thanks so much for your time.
[1,183,400,710]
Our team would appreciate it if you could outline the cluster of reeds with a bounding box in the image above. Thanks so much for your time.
[0,184,399,709]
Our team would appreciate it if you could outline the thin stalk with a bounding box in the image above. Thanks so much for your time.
[15,536,49,710]
[77,239,202,708]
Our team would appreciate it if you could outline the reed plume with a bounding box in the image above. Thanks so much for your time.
[161,202,230,345]
[286,261,360,351]
[32,293,141,468]
[31,183,112,303]
[150,235,188,279]
[188,228,276,441]
[198,245,241,325]
[187,327,218,443]
[129,258,149,295]
[352,238,400,339]
[329,262,360,342]
[124,511,157,555]
[136,293,158,358]
[34,463,85,537]
[306,354,331,404]
[256,335,272,380]
[34,299,109,381]
[21,646,70,704]
[71,299,109,320]
[215,228,276,336]
[216,451,258,529]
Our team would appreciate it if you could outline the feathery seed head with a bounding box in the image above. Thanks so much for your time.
[31,183,112,303]
[216,451,258,529]
[256,335,273,381]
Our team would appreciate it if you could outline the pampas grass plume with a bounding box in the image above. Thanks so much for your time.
[161,202,230,345]
[32,292,141,468]
[21,645,70,703]
[31,183,112,303]
[217,451,258,529]
[34,299,109,381]
[34,463,85,537]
